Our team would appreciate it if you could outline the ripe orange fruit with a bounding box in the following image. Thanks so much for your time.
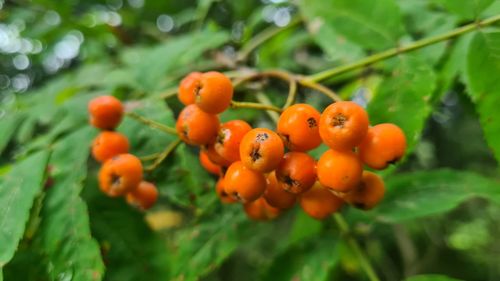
[215,177,237,204]
[277,103,322,151]
[299,182,343,220]
[88,95,124,130]
[244,197,281,221]
[195,71,233,114]
[91,131,129,162]
[319,101,369,151]
[263,171,296,209]
[178,72,202,106]
[126,181,158,210]
[99,154,143,197]
[340,171,385,210]
[176,104,219,146]
[275,152,316,194]
[214,120,252,163]
[239,128,284,173]
[358,123,407,170]
[199,150,221,175]
[317,149,362,193]
[224,161,266,203]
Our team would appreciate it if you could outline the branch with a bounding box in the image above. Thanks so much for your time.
[125,112,178,135]
[306,14,500,82]
[145,138,182,171]
[230,100,282,113]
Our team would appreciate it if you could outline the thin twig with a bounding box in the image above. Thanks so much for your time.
[145,139,182,171]
[139,152,162,161]
[282,78,298,109]
[230,100,282,113]
[254,92,280,123]
[298,78,342,102]
[125,112,177,135]
[306,14,500,82]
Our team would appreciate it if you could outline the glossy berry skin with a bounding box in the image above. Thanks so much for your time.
[88,95,124,130]
[244,197,281,221]
[299,182,343,220]
[319,101,369,151]
[358,123,407,170]
[199,150,221,175]
[176,104,219,146]
[263,171,296,209]
[91,131,130,162]
[240,128,284,173]
[195,71,233,114]
[277,104,322,151]
[178,72,202,106]
[340,171,385,210]
[317,149,362,193]
[215,177,237,204]
[214,120,252,163]
[275,152,316,194]
[224,161,266,203]
[126,181,158,210]
[99,154,143,197]
[204,143,232,167]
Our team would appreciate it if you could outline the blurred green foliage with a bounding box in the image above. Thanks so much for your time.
[0,0,500,281]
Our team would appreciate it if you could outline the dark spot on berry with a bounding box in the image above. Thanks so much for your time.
[255,133,269,143]
[332,114,347,128]
[250,146,262,162]
[111,173,121,187]
[232,192,242,201]
[307,117,317,128]
[217,130,226,145]
[279,133,291,148]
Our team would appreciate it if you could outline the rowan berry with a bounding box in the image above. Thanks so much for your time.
[317,149,362,193]
[204,143,232,167]
[126,181,158,210]
[277,104,322,151]
[195,71,233,114]
[299,182,343,220]
[263,171,296,209]
[91,131,130,162]
[215,177,237,204]
[319,101,369,151]
[88,95,124,130]
[178,72,202,106]
[358,123,407,170]
[340,171,385,210]
[224,161,266,203]
[244,197,281,221]
[275,152,316,194]
[99,154,143,197]
[199,150,221,175]
[176,104,219,146]
[214,120,252,163]
[239,128,284,173]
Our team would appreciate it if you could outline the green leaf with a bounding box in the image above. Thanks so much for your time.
[466,31,500,163]
[367,55,437,156]
[0,150,49,267]
[262,235,339,281]
[405,274,464,281]
[298,0,404,50]
[433,0,494,20]
[0,114,25,155]
[364,169,500,223]
[36,127,104,281]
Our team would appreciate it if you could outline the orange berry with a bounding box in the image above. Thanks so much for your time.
[275,152,316,194]
[91,131,129,162]
[263,171,296,209]
[277,104,322,151]
[317,149,362,193]
[176,104,219,146]
[126,181,158,210]
[203,143,232,167]
[224,161,266,203]
[299,182,343,220]
[214,120,252,163]
[239,128,284,173]
[244,197,281,221]
[195,71,233,114]
[319,101,369,151]
[358,123,407,170]
[178,72,202,106]
[215,177,237,204]
[199,150,221,175]
[99,154,143,197]
[340,171,385,210]
[88,95,124,130]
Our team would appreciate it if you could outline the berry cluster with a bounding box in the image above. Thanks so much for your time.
[88,96,158,210]
[177,71,407,220]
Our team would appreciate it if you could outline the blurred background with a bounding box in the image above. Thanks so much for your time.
[1,0,500,281]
